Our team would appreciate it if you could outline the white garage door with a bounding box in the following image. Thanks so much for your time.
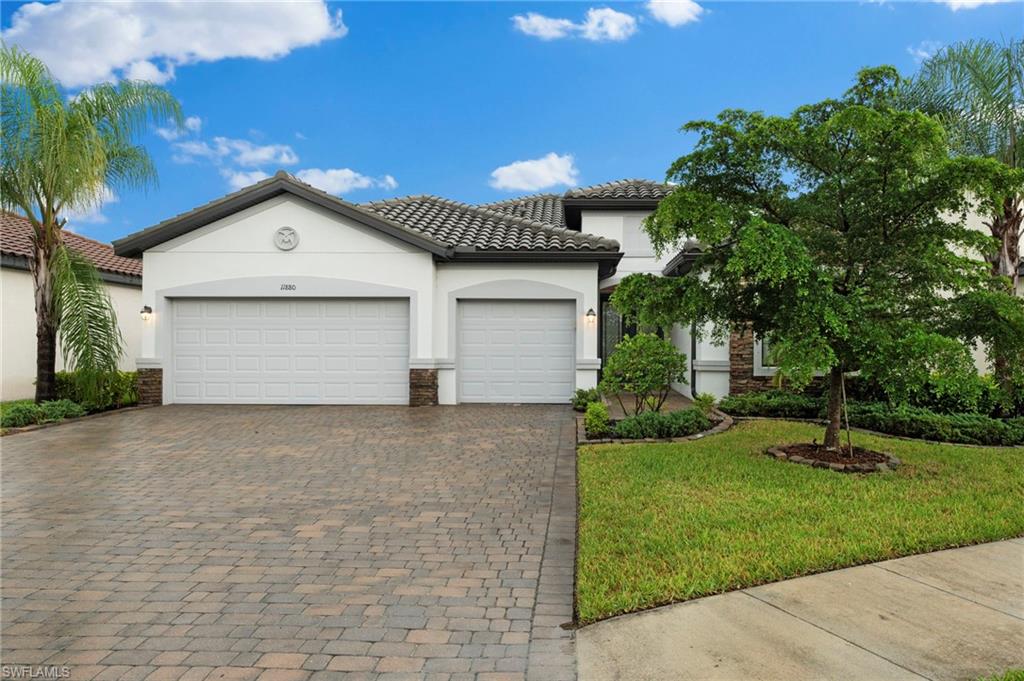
[171,298,409,404]
[457,300,575,403]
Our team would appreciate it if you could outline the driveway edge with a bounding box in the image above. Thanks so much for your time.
[526,416,578,681]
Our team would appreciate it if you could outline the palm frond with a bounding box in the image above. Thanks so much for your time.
[50,244,124,401]
[905,38,1024,167]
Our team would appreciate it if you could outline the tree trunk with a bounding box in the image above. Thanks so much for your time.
[987,196,1022,294]
[32,239,58,403]
[986,197,1022,391]
[823,366,844,451]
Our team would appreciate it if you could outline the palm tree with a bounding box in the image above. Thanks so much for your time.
[906,38,1023,292]
[1,46,181,402]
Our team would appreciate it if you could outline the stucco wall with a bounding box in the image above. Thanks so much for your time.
[141,194,436,356]
[581,210,673,288]
[1,267,141,400]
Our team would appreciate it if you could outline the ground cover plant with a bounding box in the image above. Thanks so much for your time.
[576,420,1024,623]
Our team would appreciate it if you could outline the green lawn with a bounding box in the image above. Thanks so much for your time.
[577,419,1024,623]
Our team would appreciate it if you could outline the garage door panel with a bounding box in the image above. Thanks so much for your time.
[457,300,575,404]
[171,298,409,404]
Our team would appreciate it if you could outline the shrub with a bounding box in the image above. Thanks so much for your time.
[614,408,711,439]
[38,399,86,423]
[55,370,138,411]
[692,392,717,417]
[718,390,821,418]
[572,388,602,412]
[1,401,41,428]
[584,401,612,438]
[599,333,688,415]
[846,402,1024,446]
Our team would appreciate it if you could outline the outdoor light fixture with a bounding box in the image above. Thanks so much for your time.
[140,305,153,321]
[585,308,597,324]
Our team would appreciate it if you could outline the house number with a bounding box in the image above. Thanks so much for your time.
[280,284,296,291]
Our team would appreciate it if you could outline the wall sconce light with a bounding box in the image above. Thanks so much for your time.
[585,308,597,324]
[140,305,153,321]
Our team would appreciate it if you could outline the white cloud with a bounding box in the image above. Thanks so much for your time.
[942,0,1005,9]
[579,8,637,41]
[155,115,202,141]
[512,7,637,42]
[647,0,704,27]
[489,153,579,192]
[296,168,399,195]
[512,13,577,40]
[907,40,943,63]
[173,137,298,167]
[1,0,347,88]
[123,59,175,84]
[64,187,118,225]
[220,169,270,192]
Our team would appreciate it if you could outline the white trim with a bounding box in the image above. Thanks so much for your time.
[753,337,779,377]
[693,360,730,372]
[136,357,162,370]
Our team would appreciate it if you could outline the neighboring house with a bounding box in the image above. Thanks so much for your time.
[1,212,143,400]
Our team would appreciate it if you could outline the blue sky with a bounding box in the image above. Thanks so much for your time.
[2,0,1021,243]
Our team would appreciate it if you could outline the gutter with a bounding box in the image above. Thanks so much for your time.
[2,253,142,287]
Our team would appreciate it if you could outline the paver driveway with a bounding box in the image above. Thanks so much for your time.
[1,405,578,681]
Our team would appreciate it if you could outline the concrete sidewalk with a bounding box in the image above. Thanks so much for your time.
[578,539,1024,681]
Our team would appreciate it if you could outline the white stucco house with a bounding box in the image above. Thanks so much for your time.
[113,172,628,406]
[108,171,1022,407]
[0,212,143,400]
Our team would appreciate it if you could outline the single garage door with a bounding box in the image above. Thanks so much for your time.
[171,298,409,404]
[457,300,575,403]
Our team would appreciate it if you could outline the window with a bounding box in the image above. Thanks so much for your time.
[753,337,779,377]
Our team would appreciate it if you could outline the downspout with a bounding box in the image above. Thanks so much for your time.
[690,322,697,396]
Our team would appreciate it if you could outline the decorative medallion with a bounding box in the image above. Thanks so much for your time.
[273,226,299,251]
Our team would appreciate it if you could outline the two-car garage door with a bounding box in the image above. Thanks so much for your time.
[171,299,409,404]
[169,298,576,405]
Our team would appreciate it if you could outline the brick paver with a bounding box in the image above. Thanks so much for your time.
[1,405,578,680]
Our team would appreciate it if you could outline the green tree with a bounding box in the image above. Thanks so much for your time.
[620,66,1024,450]
[1,46,181,402]
[905,38,1023,293]
[598,333,688,416]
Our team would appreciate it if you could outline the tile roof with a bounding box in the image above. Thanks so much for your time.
[113,171,453,258]
[564,179,673,201]
[480,194,566,228]
[361,195,619,252]
[1,212,142,278]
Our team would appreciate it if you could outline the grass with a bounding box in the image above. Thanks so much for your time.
[978,672,1024,681]
[576,419,1024,624]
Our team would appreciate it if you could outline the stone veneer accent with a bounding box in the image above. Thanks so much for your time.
[729,326,774,396]
[137,367,163,406]
[409,368,438,406]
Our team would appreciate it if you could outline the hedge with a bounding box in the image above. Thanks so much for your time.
[613,408,711,440]
[718,390,1024,446]
[1,399,87,429]
[718,390,820,419]
[55,370,138,411]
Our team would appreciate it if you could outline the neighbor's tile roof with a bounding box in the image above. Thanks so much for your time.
[362,195,619,251]
[564,179,673,201]
[480,194,566,228]
[1,212,142,278]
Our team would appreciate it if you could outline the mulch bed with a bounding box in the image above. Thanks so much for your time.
[766,442,901,473]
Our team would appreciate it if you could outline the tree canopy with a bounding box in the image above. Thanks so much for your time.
[614,66,1024,448]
